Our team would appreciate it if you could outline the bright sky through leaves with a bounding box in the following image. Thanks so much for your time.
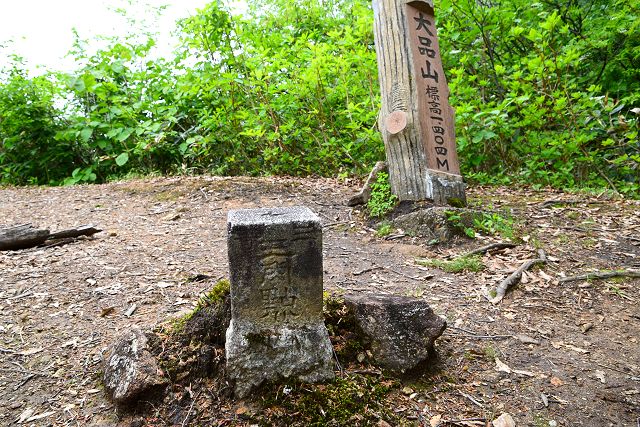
[0,0,231,72]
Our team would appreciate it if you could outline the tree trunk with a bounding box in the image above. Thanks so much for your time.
[372,0,466,205]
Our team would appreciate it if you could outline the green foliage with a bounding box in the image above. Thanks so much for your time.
[472,212,515,240]
[0,58,75,185]
[445,210,515,239]
[169,278,230,334]
[416,255,484,273]
[0,0,637,197]
[439,0,639,196]
[367,172,399,218]
[170,0,382,176]
[375,221,393,237]
[193,278,230,312]
[0,1,381,185]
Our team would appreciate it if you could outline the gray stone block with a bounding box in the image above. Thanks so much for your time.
[344,293,446,373]
[226,206,334,397]
[102,327,166,406]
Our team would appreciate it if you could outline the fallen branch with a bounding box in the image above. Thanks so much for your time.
[487,249,547,304]
[47,224,101,240]
[0,224,49,250]
[0,224,101,251]
[559,270,640,283]
[461,242,517,257]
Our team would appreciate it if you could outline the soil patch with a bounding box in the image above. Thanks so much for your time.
[0,176,638,426]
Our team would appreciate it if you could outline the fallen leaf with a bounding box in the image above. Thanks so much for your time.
[540,392,549,407]
[495,357,512,373]
[100,307,116,317]
[86,388,101,394]
[124,304,137,317]
[514,334,540,345]
[580,323,593,334]
[156,281,174,288]
[17,347,43,356]
[17,408,34,424]
[513,369,536,377]
[564,343,589,354]
[550,376,564,387]
[401,386,414,395]
[26,411,56,422]
[235,406,248,415]
[61,338,79,348]
[538,270,553,281]
[430,414,442,427]
[594,370,606,384]
[492,413,515,427]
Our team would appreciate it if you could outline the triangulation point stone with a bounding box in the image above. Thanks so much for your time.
[225,206,334,397]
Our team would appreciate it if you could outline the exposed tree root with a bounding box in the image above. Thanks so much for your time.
[487,249,547,304]
[461,242,517,258]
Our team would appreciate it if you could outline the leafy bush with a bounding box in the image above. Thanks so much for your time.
[439,0,639,195]
[0,59,74,185]
[367,172,398,218]
[0,0,637,198]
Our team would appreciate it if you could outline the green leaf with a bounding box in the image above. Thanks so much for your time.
[80,127,93,142]
[115,152,129,166]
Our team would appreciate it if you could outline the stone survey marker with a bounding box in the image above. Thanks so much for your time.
[373,0,466,205]
[225,206,334,397]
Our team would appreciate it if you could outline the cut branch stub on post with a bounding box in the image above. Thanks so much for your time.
[372,0,465,205]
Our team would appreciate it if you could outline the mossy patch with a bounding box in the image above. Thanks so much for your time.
[167,279,230,335]
[416,255,485,273]
[254,375,401,426]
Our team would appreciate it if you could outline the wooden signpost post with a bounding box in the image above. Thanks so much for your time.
[373,0,466,205]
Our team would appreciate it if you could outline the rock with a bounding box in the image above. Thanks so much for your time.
[343,294,446,373]
[102,327,166,406]
[492,413,516,427]
[393,207,481,241]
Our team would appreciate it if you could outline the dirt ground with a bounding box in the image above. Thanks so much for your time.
[0,176,638,426]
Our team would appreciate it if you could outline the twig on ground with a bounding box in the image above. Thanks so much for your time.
[487,249,547,304]
[347,161,387,206]
[384,233,406,241]
[180,392,200,427]
[540,199,581,208]
[347,369,382,376]
[385,267,432,281]
[353,265,384,276]
[0,347,15,354]
[323,221,350,229]
[539,199,605,208]
[332,347,343,375]
[559,270,640,283]
[596,363,637,376]
[448,326,512,340]
[14,373,37,391]
[444,419,487,427]
[461,242,517,258]
[459,391,484,408]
